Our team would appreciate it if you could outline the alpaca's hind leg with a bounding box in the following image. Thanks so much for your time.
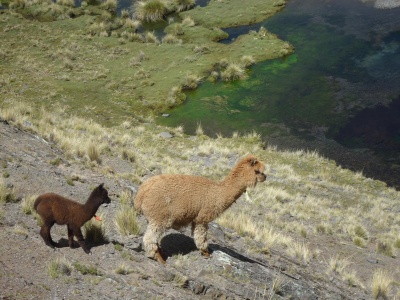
[67,226,74,248]
[72,227,90,254]
[40,222,57,248]
[143,223,165,264]
[193,223,210,257]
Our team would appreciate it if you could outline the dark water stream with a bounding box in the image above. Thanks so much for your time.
[158,0,400,188]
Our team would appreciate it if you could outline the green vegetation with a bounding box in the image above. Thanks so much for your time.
[73,262,101,275]
[1,0,291,126]
[0,179,16,203]
[48,257,73,279]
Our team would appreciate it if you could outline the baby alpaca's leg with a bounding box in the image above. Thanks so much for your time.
[193,223,210,257]
[143,223,165,264]
[67,226,74,248]
[72,226,90,254]
[40,221,56,248]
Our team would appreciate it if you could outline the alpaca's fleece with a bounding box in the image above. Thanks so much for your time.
[135,154,266,261]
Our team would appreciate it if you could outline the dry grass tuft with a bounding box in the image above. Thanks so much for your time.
[133,0,167,22]
[21,194,38,215]
[115,206,140,236]
[221,62,247,81]
[372,269,394,300]
[48,257,73,279]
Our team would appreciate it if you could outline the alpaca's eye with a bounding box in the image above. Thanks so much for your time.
[255,170,260,174]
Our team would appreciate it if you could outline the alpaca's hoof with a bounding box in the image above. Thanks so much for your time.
[154,249,167,265]
[201,249,211,258]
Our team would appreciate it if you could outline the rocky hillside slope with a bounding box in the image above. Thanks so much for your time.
[1,118,399,299]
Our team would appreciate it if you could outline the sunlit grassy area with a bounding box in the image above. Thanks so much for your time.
[1,0,291,126]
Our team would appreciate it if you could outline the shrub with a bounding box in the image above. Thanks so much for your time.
[133,0,167,22]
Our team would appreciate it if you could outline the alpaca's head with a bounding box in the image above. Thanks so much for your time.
[232,154,266,188]
[91,183,111,205]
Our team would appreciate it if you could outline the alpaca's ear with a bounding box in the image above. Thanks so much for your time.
[250,158,258,166]
[99,183,104,189]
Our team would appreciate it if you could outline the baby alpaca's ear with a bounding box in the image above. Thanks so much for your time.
[99,183,105,189]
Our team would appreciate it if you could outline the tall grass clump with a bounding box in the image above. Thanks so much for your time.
[124,18,141,32]
[87,142,102,164]
[48,257,72,279]
[162,34,182,44]
[21,195,37,215]
[133,0,167,22]
[115,206,139,235]
[181,73,201,90]
[83,217,108,245]
[174,0,195,12]
[372,269,394,300]
[100,0,117,12]
[221,62,246,82]
[0,179,16,203]
[57,0,75,7]
[115,206,140,236]
[144,31,159,44]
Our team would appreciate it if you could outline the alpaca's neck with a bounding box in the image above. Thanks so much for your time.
[215,174,248,210]
[83,197,102,217]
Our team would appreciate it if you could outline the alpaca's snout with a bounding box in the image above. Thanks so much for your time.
[257,172,266,182]
[104,195,111,204]
[255,170,267,182]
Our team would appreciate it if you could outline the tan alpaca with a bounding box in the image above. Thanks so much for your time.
[134,154,267,264]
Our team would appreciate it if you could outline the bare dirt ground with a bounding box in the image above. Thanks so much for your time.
[0,119,397,299]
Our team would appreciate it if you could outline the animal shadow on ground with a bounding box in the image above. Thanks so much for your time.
[160,233,266,267]
[160,233,198,259]
[54,238,109,250]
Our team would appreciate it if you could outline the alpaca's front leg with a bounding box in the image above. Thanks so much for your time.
[143,223,166,264]
[72,226,90,254]
[193,223,210,257]
[67,226,74,248]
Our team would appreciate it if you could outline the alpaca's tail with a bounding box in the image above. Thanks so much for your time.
[133,195,143,214]
[33,196,42,212]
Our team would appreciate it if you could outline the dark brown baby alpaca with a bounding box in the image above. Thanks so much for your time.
[34,183,111,254]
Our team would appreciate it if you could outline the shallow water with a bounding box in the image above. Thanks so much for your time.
[158,0,400,186]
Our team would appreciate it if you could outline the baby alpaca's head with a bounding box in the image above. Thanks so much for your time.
[91,183,111,204]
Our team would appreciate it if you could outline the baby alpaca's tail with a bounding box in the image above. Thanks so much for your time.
[33,196,42,212]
